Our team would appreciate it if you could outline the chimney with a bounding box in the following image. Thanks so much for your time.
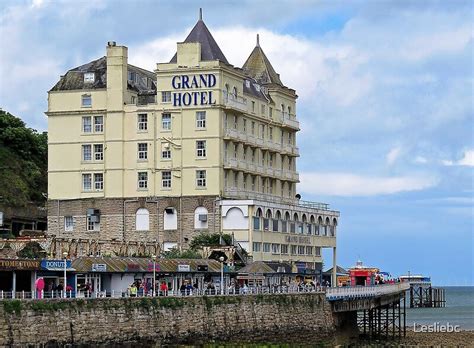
[106,42,128,108]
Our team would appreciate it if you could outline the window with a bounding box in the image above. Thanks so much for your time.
[94,144,103,161]
[196,111,206,128]
[298,245,305,255]
[233,115,238,129]
[269,154,273,167]
[233,143,238,159]
[260,124,265,139]
[243,119,247,132]
[196,140,206,157]
[263,243,271,253]
[94,116,103,132]
[251,176,255,191]
[87,216,100,231]
[131,96,136,104]
[269,127,273,141]
[162,148,171,159]
[253,216,260,230]
[138,172,148,189]
[251,101,255,112]
[82,116,92,133]
[138,114,148,131]
[233,173,238,188]
[82,145,92,161]
[281,130,284,144]
[194,206,208,229]
[138,143,148,160]
[162,113,171,130]
[94,173,103,191]
[306,246,313,255]
[261,104,265,115]
[64,216,74,232]
[82,95,91,107]
[315,247,321,256]
[251,149,255,163]
[196,170,206,187]
[291,245,297,255]
[82,174,92,191]
[161,91,171,103]
[136,208,150,231]
[84,73,94,83]
[281,244,288,254]
[253,242,261,252]
[163,207,177,230]
[251,121,255,135]
[269,107,273,118]
[271,243,280,254]
[162,171,171,188]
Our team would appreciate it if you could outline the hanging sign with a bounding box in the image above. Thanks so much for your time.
[177,264,191,272]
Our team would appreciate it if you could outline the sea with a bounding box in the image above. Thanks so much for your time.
[406,286,474,330]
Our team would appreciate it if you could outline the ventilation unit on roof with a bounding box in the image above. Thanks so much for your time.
[198,214,208,222]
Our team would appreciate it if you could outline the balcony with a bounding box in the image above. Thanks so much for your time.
[223,91,248,113]
[224,157,238,169]
[281,111,300,129]
[223,187,296,205]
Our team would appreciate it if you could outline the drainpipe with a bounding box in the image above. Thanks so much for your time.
[123,199,138,241]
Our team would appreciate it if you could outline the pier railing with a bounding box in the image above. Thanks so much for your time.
[325,283,410,301]
[0,283,410,301]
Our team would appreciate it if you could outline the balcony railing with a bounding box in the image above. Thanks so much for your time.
[281,111,299,129]
[223,91,248,112]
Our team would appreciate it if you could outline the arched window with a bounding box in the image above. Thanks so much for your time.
[163,207,177,230]
[255,207,263,217]
[275,210,282,220]
[194,206,208,229]
[325,217,330,225]
[302,214,307,223]
[332,218,338,226]
[310,215,315,223]
[136,208,149,231]
[293,212,299,222]
[285,212,290,221]
[266,209,272,219]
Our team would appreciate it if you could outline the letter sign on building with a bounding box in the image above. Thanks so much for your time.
[171,74,217,107]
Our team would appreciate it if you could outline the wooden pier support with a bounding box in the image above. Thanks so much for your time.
[409,284,445,308]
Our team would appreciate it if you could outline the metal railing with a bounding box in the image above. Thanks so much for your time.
[325,283,410,301]
[0,284,410,301]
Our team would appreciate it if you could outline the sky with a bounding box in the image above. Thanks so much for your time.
[0,0,472,285]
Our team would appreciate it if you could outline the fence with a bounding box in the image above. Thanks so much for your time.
[0,283,409,301]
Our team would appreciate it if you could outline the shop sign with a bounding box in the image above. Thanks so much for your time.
[147,263,161,272]
[41,260,72,271]
[171,74,217,107]
[91,263,107,272]
[0,259,40,270]
[285,236,311,245]
[177,264,190,272]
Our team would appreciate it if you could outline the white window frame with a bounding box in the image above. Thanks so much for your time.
[196,140,206,158]
[162,113,171,130]
[82,174,92,191]
[161,91,171,103]
[82,144,92,161]
[136,208,150,231]
[64,216,74,232]
[138,113,148,131]
[94,116,103,133]
[84,72,95,83]
[263,242,271,253]
[94,144,103,161]
[162,171,171,188]
[87,216,100,231]
[196,111,206,128]
[138,143,148,160]
[81,94,92,107]
[196,170,206,188]
[138,172,148,190]
[82,116,92,133]
[94,173,104,191]
[253,242,261,252]
[162,149,171,159]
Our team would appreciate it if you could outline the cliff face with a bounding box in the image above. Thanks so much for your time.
[0,293,336,346]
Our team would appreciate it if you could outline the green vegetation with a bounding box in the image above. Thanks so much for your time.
[3,300,22,314]
[161,233,234,259]
[161,247,202,259]
[0,110,47,207]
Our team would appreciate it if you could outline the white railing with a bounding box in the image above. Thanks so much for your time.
[325,283,410,301]
[223,91,248,112]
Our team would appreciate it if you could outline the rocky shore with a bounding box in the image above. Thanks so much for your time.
[398,330,474,347]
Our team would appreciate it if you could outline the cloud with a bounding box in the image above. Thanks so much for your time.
[442,149,474,167]
[299,172,438,196]
[386,146,402,165]
[414,156,428,164]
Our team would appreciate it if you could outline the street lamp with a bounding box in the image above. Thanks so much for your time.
[219,256,225,295]
[152,254,156,297]
[62,251,68,298]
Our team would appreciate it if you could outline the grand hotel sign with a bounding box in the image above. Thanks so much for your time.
[171,74,217,107]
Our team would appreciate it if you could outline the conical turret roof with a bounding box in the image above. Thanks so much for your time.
[170,14,228,64]
[242,34,282,86]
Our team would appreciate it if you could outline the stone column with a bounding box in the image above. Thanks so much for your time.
[332,247,337,287]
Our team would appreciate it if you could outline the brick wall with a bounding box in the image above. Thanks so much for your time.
[0,293,338,346]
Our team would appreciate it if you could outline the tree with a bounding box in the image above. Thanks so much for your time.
[161,247,202,259]
[189,233,232,250]
[0,110,47,206]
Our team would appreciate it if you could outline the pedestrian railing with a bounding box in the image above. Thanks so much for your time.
[325,283,410,301]
[0,283,410,301]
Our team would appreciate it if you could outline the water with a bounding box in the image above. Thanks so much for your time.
[406,286,474,330]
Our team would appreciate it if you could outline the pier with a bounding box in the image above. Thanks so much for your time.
[400,275,446,308]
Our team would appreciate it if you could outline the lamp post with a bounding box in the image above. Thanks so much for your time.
[152,254,156,297]
[62,251,68,298]
[219,256,225,295]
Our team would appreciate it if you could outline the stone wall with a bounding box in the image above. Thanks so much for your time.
[46,196,221,256]
[0,293,338,346]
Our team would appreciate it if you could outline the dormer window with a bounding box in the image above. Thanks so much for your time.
[84,72,95,83]
[245,80,250,88]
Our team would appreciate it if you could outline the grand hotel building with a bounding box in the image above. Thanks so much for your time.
[47,13,339,280]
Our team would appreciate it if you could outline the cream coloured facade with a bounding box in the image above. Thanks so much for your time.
[47,14,339,279]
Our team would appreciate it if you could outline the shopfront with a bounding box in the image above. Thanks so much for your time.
[0,259,40,294]
[37,259,74,294]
